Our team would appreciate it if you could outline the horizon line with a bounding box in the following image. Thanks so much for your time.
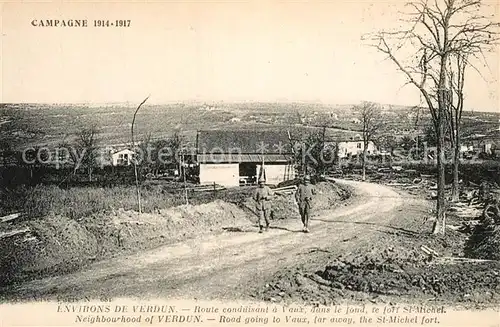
[1,101,498,114]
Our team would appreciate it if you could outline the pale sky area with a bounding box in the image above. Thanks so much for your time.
[1,1,499,111]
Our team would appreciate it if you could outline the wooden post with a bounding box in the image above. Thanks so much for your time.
[182,152,189,205]
[131,95,149,215]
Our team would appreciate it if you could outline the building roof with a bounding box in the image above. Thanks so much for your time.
[197,153,293,164]
[196,129,293,154]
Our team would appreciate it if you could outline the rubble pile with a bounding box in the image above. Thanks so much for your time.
[333,169,439,199]
[383,175,441,199]
[258,225,500,306]
[465,211,500,261]
[446,201,483,234]
[457,182,500,260]
[261,248,500,305]
[260,267,342,305]
[318,256,500,298]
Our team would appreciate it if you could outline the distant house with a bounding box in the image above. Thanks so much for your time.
[111,149,135,166]
[460,144,474,153]
[329,113,338,120]
[463,131,500,155]
[337,140,377,158]
[196,130,296,187]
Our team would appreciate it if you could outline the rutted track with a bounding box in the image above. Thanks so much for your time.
[0,179,411,302]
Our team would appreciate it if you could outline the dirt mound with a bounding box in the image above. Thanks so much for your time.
[0,200,254,285]
[84,200,254,255]
[0,214,98,281]
[261,250,500,305]
[259,267,344,305]
[318,256,500,299]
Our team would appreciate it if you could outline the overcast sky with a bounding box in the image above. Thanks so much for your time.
[1,1,499,112]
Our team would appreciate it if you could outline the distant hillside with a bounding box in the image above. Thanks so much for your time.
[1,102,498,151]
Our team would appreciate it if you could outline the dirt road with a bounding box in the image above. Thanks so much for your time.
[1,179,419,302]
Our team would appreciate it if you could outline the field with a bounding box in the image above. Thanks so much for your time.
[1,103,499,154]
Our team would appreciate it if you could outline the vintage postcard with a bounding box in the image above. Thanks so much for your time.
[0,0,499,326]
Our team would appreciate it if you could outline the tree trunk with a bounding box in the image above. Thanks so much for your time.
[432,125,447,234]
[88,167,92,182]
[451,136,460,202]
[362,146,367,181]
[432,61,448,235]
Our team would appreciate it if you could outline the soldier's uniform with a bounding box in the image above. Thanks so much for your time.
[253,177,273,233]
[295,175,315,233]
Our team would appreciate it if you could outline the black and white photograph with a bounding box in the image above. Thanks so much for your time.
[0,1,499,326]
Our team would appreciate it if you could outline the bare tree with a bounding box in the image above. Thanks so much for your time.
[75,124,100,182]
[370,0,499,234]
[292,128,334,177]
[164,130,188,204]
[446,54,466,202]
[168,131,183,174]
[378,134,398,156]
[355,102,382,181]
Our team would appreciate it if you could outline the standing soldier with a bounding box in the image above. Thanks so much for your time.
[253,175,274,233]
[295,175,316,233]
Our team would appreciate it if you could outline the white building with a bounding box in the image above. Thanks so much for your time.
[460,145,474,153]
[196,130,296,187]
[337,140,377,158]
[111,149,135,166]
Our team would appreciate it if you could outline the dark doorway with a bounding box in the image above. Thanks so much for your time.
[239,163,257,185]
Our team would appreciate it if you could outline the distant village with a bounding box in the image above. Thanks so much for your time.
[1,103,499,188]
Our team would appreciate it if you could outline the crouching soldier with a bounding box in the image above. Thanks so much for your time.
[295,175,316,233]
[253,175,274,233]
